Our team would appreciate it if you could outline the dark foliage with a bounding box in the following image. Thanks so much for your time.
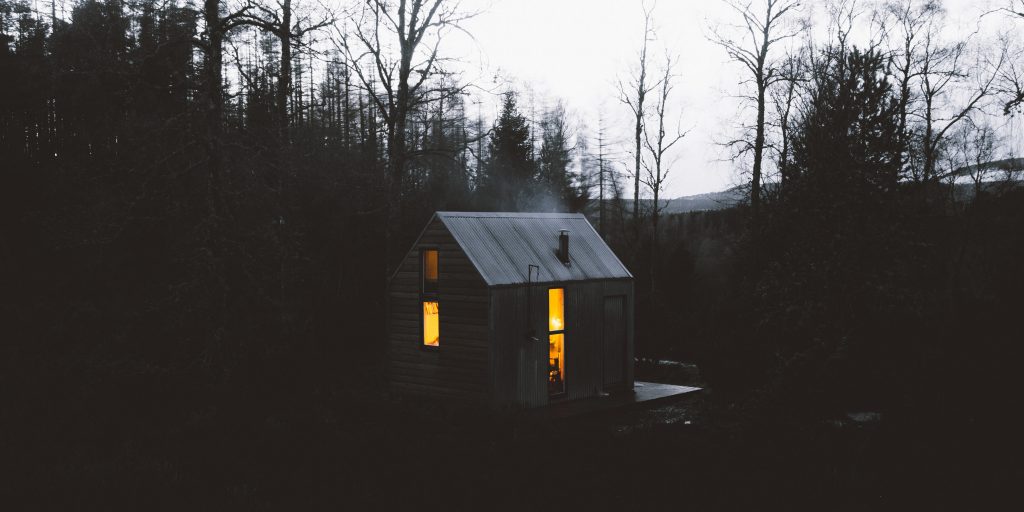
[692,48,1024,473]
[3,2,1022,509]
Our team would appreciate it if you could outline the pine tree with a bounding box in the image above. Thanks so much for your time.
[478,91,533,211]
[790,47,902,197]
[536,102,573,211]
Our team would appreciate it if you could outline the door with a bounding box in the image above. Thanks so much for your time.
[602,296,626,391]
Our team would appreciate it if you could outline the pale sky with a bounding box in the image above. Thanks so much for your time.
[434,0,1013,197]
[329,0,1017,197]
[450,0,743,196]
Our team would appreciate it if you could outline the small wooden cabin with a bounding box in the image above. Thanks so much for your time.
[387,212,634,409]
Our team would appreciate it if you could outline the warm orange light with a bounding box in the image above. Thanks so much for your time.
[422,300,439,347]
[423,249,438,283]
[549,333,564,390]
[548,288,564,332]
[548,288,565,394]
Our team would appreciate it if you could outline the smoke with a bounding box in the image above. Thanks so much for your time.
[523,190,567,213]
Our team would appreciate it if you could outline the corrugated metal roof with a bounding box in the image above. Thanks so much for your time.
[436,212,633,286]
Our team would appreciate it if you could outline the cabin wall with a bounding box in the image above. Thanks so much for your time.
[387,217,490,403]
[565,280,635,400]
[489,279,634,408]
[490,286,548,408]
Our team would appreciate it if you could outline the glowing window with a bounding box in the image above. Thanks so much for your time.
[548,288,565,395]
[420,249,439,349]
[422,300,439,347]
[422,249,438,293]
[548,288,564,331]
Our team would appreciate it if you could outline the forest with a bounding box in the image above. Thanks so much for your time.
[2,0,1023,508]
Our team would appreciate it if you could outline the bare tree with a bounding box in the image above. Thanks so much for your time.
[993,5,1024,114]
[947,120,999,200]
[595,110,615,238]
[197,0,258,216]
[574,120,595,213]
[915,18,1004,183]
[710,0,801,215]
[881,0,937,178]
[235,0,333,140]
[617,1,658,240]
[994,30,1024,115]
[338,0,475,269]
[642,52,688,292]
[943,117,1000,292]
[642,53,687,249]
[768,48,805,193]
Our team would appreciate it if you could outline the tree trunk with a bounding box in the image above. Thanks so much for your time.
[598,132,606,238]
[384,21,416,273]
[923,96,935,183]
[895,53,912,177]
[277,0,292,141]
[343,63,351,149]
[203,0,225,217]
[650,185,659,295]
[633,110,642,236]
[751,83,765,215]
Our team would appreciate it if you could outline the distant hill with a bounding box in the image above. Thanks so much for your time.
[661,187,748,213]
[623,186,747,214]
[949,157,1024,178]
[619,168,1023,215]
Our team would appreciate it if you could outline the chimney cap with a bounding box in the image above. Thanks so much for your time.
[558,230,570,264]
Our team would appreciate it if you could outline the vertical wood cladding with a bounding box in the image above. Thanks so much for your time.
[387,217,490,403]
[488,279,634,408]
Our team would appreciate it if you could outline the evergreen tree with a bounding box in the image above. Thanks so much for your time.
[478,90,534,210]
[744,47,911,408]
[535,102,574,211]
[790,47,902,197]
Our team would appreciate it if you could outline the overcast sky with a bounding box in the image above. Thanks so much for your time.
[450,0,746,196]
[428,0,1015,197]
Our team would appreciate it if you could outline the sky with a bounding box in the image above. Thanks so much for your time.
[427,0,1015,197]
[450,0,745,196]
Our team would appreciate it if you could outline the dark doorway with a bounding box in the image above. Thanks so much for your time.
[602,296,626,391]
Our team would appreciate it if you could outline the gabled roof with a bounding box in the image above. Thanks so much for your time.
[436,212,633,286]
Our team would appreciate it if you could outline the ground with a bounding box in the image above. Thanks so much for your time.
[6,359,1014,510]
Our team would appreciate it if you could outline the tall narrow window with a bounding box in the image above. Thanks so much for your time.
[422,249,438,293]
[421,249,439,348]
[548,288,565,395]
[422,300,439,347]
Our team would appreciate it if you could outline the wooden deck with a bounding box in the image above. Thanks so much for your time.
[527,381,702,420]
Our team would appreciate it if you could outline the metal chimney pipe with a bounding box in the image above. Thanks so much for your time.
[558,230,570,264]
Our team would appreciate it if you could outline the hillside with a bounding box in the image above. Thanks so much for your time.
[622,186,747,214]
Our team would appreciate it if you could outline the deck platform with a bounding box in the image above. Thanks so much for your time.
[528,381,702,421]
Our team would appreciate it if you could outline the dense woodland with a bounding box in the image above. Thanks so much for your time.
[3,0,1024,508]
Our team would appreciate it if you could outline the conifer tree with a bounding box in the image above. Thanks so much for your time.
[479,91,534,211]
[536,102,574,211]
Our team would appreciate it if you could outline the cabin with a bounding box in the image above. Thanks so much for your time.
[387,212,634,409]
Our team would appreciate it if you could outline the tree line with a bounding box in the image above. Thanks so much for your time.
[3,0,1024,506]
[1,0,633,386]
[712,0,1022,210]
[678,0,1024,422]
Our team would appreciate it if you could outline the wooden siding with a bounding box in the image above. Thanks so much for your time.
[387,217,490,403]
[489,279,634,408]
[490,286,548,408]
[564,280,634,400]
